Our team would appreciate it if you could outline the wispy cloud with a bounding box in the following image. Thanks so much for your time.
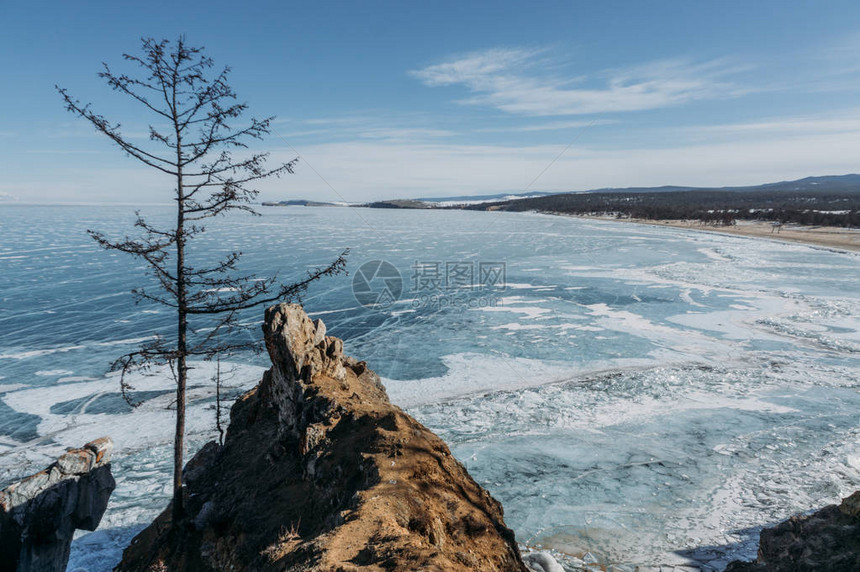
[250,118,860,202]
[683,108,860,140]
[477,119,617,133]
[357,127,455,140]
[411,47,545,88]
[810,31,860,77]
[20,123,860,203]
[300,116,372,126]
[25,149,115,155]
[411,47,753,116]
[758,31,860,94]
[274,115,457,142]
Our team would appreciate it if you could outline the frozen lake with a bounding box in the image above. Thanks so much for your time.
[1,205,858,570]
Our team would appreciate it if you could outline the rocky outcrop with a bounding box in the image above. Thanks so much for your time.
[725,491,860,571]
[521,551,565,572]
[0,437,115,572]
[117,304,529,571]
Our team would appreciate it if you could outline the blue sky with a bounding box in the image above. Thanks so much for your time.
[3,1,860,203]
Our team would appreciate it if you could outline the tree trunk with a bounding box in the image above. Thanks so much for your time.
[173,223,187,523]
[172,77,187,524]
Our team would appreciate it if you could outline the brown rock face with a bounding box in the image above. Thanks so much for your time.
[116,303,527,572]
[725,491,860,571]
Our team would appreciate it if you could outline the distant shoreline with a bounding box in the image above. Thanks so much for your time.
[571,214,860,252]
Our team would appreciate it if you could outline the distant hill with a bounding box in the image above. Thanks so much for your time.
[418,191,558,204]
[261,199,340,207]
[261,176,860,220]
[362,199,434,209]
[578,174,860,195]
[462,174,860,228]
[749,174,860,193]
[374,174,860,209]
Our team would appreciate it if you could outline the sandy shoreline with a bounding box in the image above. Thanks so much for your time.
[571,215,860,253]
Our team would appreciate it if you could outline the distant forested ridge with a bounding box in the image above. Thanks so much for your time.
[261,199,338,207]
[462,176,860,227]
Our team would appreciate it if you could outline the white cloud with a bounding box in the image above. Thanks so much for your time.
[411,48,752,116]
[254,124,860,202]
[477,119,618,133]
[2,166,168,204]
[272,116,456,142]
[411,47,544,88]
[808,31,860,78]
[693,111,860,137]
[357,127,456,140]
[298,116,375,126]
[24,149,115,155]
[16,110,860,203]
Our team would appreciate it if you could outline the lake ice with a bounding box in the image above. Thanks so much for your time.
[0,205,858,570]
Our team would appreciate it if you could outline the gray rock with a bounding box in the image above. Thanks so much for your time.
[523,551,566,572]
[261,304,353,440]
[0,437,116,572]
[84,437,113,465]
[263,303,317,380]
[725,489,860,570]
[312,318,326,346]
[56,450,93,475]
[581,551,598,564]
[182,440,221,488]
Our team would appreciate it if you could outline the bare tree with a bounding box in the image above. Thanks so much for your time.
[57,37,347,523]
